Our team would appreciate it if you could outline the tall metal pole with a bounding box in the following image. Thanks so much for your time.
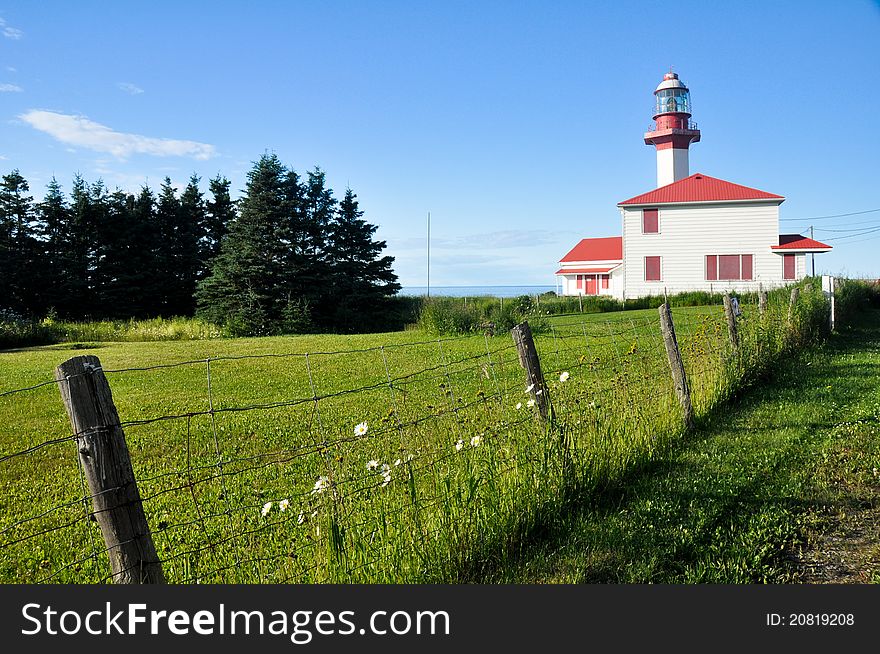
[810,225,815,277]
[427,211,431,298]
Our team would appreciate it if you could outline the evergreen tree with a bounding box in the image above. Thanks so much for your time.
[87,180,110,317]
[36,178,71,314]
[196,154,291,334]
[97,189,137,315]
[129,186,163,316]
[299,168,336,324]
[173,174,205,315]
[0,170,37,313]
[326,188,400,331]
[204,175,234,268]
[155,178,181,315]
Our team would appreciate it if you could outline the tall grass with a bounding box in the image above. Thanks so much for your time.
[415,289,769,335]
[0,315,224,349]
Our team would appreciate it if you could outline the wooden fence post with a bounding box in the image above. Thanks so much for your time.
[722,294,739,350]
[511,321,550,421]
[788,286,800,323]
[55,355,165,584]
[658,303,694,430]
[758,291,768,317]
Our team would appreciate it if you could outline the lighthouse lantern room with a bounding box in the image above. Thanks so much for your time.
[644,72,701,187]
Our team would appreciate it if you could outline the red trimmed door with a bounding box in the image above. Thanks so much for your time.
[585,275,597,295]
[783,254,796,280]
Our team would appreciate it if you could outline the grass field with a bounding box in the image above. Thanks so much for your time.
[480,306,880,583]
[0,285,833,583]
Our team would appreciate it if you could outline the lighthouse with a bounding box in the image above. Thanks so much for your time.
[644,72,701,187]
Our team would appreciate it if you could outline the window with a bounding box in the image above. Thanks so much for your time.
[705,255,718,281]
[705,254,754,281]
[718,255,740,280]
[645,256,661,281]
[601,274,609,289]
[576,275,583,291]
[741,254,753,280]
[783,254,796,280]
[642,208,659,234]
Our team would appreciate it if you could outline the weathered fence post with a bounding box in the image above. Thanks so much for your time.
[658,303,694,430]
[511,321,550,421]
[788,286,800,323]
[55,355,165,584]
[758,291,768,317]
[722,294,739,350]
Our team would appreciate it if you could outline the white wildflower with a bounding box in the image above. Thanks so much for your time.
[470,435,483,447]
[279,499,290,512]
[312,476,330,494]
[297,512,306,525]
[454,439,464,451]
[354,421,369,437]
[515,402,523,410]
[559,371,570,382]
[394,458,402,466]
[535,389,543,396]
[381,463,391,474]
[261,502,273,516]
[525,383,535,393]
[527,399,536,408]
[381,470,392,486]
[366,459,380,471]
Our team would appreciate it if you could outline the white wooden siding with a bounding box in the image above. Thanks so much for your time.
[621,201,786,298]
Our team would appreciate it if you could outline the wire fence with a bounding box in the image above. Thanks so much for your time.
[0,287,830,584]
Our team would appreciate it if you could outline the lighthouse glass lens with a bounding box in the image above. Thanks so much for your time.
[655,88,690,115]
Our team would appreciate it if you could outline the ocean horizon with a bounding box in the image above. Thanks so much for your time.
[398,285,557,298]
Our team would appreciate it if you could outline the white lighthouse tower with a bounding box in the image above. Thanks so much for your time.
[644,72,701,187]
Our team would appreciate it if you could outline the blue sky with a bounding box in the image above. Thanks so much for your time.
[2,1,879,285]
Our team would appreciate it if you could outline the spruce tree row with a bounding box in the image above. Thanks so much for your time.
[0,153,400,334]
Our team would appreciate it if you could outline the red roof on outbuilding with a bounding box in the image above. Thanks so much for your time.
[559,236,622,263]
[772,234,832,251]
[618,173,784,206]
[555,267,616,275]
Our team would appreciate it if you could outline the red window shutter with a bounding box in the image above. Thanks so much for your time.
[783,254,796,280]
[741,254,753,280]
[705,255,717,281]
[642,209,659,233]
[719,255,740,280]
[645,256,661,281]
[601,274,609,289]
[576,275,583,290]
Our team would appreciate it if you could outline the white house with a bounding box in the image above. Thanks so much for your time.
[557,72,831,299]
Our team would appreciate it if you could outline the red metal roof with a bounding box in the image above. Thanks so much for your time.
[618,173,784,206]
[772,234,832,251]
[559,236,622,263]
[555,267,615,275]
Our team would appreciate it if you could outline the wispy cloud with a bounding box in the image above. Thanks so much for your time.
[19,110,216,160]
[390,229,570,251]
[0,18,23,40]
[0,83,22,92]
[117,82,144,95]
[6,66,16,73]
